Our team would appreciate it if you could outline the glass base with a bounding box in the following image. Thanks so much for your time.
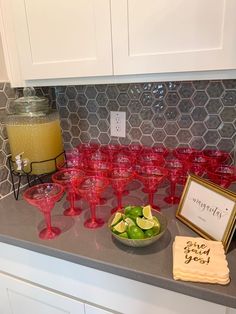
[63,207,82,216]
[164,195,180,204]
[39,226,61,240]
[84,218,104,229]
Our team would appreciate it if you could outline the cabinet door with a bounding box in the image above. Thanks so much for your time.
[85,304,112,314]
[10,0,113,80]
[0,273,84,314]
[111,0,236,75]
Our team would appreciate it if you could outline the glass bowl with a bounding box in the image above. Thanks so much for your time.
[108,211,167,247]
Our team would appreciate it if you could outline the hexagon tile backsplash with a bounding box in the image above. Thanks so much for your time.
[0,80,236,198]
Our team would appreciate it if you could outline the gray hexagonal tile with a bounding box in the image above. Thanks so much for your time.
[0,180,12,196]
[165,92,180,106]
[60,119,70,131]
[118,137,131,146]
[0,92,7,108]
[164,107,179,121]
[97,107,108,119]
[117,84,130,92]
[190,137,206,150]
[222,79,236,89]
[98,133,110,144]
[0,166,8,182]
[165,81,180,91]
[69,113,79,125]
[152,115,166,128]
[128,84,142,99]
[177,115,193,129]
[192,80,209,90]
[87,113,99,126]
[59,106,70,118]
[140,135,153,146]
[164,122,178,135]
[140,108,154,120]
[56,86,66,93]
[190,122,207,136]
[106,85,118,99]
[206,81,224,97]
[152,129,166,142]
[96,93,108,106]
[77,107,89,119]
[204,115,221,129]
[62,131,72,143]
[89,126,100,138]
[164,136,179,148]
[218,123,235,138]
[76,93,87,106]
[152,83,166,99]
[3,141,10,155]
[70,137,81,148]
[222,90,236,107]
[94,85,107,93]
[192,91,209,106]
[80,132,91,143]
[79,120,90,132]
[205,99,223,114]
[0,126,8,140]
[191,107,207,121]
[57,94,68,107]
[117,93,130,107]
[128,100,142,113]
[67,101,77,113]
[70,125,80,136]
[177,129,192,143]
[98,120,109,133]
[129,128,142,141]
[178,82,195,98]
[204,130,220,145]
[178,99,194,113]
[140,92,154,106]
[152,100,166,115]
[129,114,142,127]
[65,86,77,100]
[141,83,152,91]
[85,86,97,99]
[217,138,234,152]
[140,121,153,134]
[87,100,98,113]
[220,107,236,122]
[107,100,119,112]
[0,83,4,91]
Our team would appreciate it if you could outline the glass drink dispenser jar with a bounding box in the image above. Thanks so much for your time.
[5,87,64,175]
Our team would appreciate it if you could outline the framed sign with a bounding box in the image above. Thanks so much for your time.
[176,174,236,252]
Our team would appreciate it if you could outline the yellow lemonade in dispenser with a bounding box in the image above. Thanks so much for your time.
[5,87,64,175]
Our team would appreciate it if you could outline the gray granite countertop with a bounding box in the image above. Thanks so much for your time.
[0,180,235,309]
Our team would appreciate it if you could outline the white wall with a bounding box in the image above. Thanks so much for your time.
[0,35,8,81]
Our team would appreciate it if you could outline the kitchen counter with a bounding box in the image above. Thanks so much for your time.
[0,181,235,310]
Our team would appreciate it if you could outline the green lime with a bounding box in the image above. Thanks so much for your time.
[110,212,123,227]
[113,220,127,233]
[124,217,135,227]
[136,217,154,230]
[144,228,156,238]
[152,225,161,235]
[142,205,153,220]
[124,205,133,215]
[152,216,161,228]
[128,206,143,218]
[118,232,128,238]
[127,225,145,239]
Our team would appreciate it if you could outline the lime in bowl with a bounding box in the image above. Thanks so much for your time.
[108,205,167,247]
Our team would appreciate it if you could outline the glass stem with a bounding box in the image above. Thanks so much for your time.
[43,212,52,231]
[90,202,97,222]
[117,191,122,211]
[170,181,176,197]
[68,191,75,209]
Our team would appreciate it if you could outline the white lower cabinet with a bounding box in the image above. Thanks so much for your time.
[0,272,84,314]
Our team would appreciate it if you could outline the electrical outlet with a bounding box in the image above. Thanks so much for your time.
[110,111,126,137]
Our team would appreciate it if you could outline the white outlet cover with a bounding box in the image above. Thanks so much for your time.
[110,111,126,138]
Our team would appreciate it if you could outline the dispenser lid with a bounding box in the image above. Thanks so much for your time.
[13,87,50,116]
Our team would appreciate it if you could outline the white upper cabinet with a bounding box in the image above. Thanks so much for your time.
[111,0,236,75]
[1,0,236,85]
[8,0,113,80]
